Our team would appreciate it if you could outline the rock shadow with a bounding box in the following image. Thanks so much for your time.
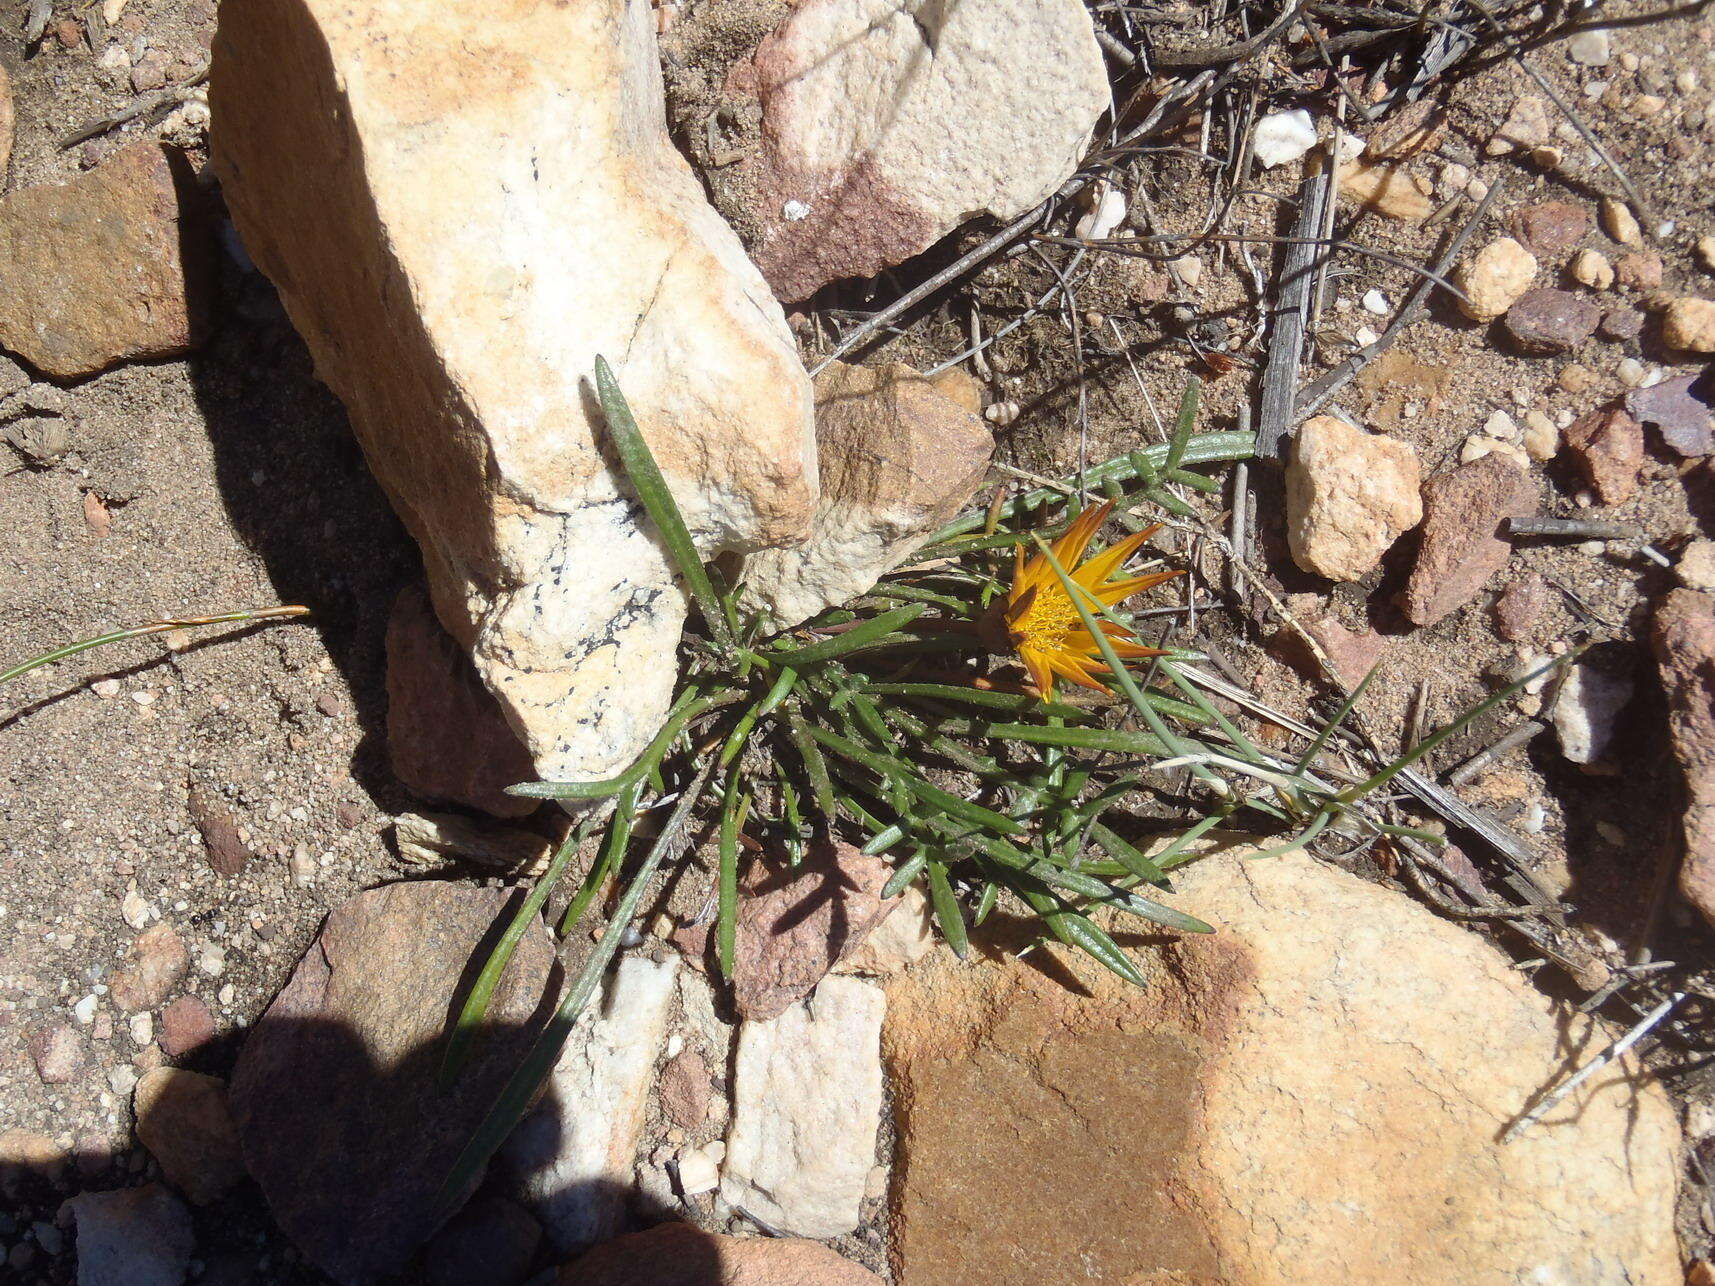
[3,1009,723,1286]
[184,199,420,811]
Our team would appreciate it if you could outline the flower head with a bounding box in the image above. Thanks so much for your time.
[983,500,1179,700]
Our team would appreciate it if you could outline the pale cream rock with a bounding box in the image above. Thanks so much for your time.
[722,976,884,1238]
[1663,298,1715,352]
[1572,248,1615,290]
[1286,415,1423,581]
[1337,159,1433,220]
[1460,435,1530,467]
[211,0,818,783]
[1522,410,1560,462]
[1600,197,1642,246]
[1455,237,1538,321]
[1699,234,1715,273]
[743,362,992,627]
[1679,539,1715,591]
[1553,662,1634,764]
[725,0,1108,300]
[1485,94,1549,155]
[0,64,11,182]
[393,811,553,874]
[835,884,936,976]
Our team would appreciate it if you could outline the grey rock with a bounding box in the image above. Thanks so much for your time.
[66,1184,194,1286]
[1627,373,1714,457]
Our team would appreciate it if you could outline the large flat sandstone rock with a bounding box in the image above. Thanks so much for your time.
[211,0,817,782]
[885,850,1681,1285]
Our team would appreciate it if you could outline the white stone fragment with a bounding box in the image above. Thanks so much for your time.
[503,955,679,1253]
[1075,183,1127,241]
[721,976,885,1239]
[676,1141,723,1195]
[210,0,818,784]
[1252,109,1318,168]
[1552,663,1634,764]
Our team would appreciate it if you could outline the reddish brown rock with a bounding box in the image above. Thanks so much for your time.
[658,1050,712,1130]
[560,1221,880,1285]
[1507,200,1589,257]
[1402,455,1536,627]
[672,839,899,1021]
[1614,251,1664,290]
[1302,618,1387,690]
[1598,305,1643,342]
[1564,405,1645,504]
[158,995,216,1059]
[0,143,211,378]
[188,781,252,876]
[28,1024,85,1085]
[1493,575,1550,642]
[386,585,538,819]
[1653,589,1715,929]
[111,924,191,1013]
[1502,288,1601,355]
[231,882,561,1284]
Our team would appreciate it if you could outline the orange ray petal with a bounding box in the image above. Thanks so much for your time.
[1018,646,1055,700]
[1046,651,1113,694]
[1049,500,1114,570]
[1096,569,1183,604]
[1073,528,1152,588]
[1004,583,1038,625]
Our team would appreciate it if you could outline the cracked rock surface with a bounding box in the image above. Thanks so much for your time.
[210,0,816,783]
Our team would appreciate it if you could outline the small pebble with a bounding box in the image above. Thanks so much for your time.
[1522,410,1559,461]
[1567,27,1612,67]
[1678,539,1715,591]
[1361,289,1388,315]
[1599,198,1641,246]
[131,690,156,706]
[120,890,152,930]
[1570,249,1614,290]
[92,679,121,699]
[1616,357,1648,387]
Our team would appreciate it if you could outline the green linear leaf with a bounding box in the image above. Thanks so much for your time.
[594,356,734,654]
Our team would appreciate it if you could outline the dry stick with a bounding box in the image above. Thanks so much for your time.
[1500,992,1684,1142]
[1447,719,1545,788]
[1509,516,1643,540]
[1172,513,1560,905]
[810,70,1219,375]
[1254,165,1327,461]
[58,62,210,148]
[1296,177,1505,420]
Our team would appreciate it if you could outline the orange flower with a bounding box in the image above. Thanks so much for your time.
[985,500,1179,700]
